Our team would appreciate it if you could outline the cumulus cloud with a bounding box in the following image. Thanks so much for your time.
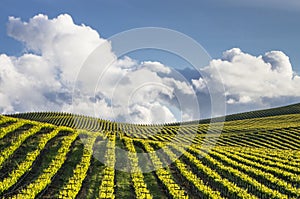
[72,55,197,124]
[7,14,107,84]
[1,14,108,114]
[1,14,198,124]
[2,14,300,123]
[192,48,300,111]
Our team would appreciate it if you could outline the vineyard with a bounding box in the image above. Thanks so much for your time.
[0,104,300,198]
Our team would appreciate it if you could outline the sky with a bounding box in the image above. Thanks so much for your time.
[0,0,300,124]
[1,0,300,68]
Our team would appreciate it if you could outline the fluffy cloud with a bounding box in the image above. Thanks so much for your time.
[72,55,196,124]
[192,48,300,109]
[1,14,197,124]
[2,14,300,123]
[1,14,108,115]
[7,14,107,84]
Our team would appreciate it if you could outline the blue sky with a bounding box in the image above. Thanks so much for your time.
[1,0,300,123]
[1,0,300,71]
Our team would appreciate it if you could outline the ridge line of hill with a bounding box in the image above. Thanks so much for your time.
[3,102,300,127]
[177,102,300,125]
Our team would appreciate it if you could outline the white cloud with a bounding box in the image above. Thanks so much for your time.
[7,14,108,84]
[141,61,172,74]
[193,48,300,107]
[1,14,198,124]
[128,102,177,124]
[2,14,300,123]
[90,57,196,123]
[191,78,206,91]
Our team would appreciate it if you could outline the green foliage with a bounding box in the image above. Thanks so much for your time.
[0,106,300,198]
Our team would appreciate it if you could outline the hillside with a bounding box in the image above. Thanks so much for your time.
[0,104,300,198]
[180,102,300,125]
[9,102,300,127]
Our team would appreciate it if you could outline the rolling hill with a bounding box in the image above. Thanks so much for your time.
[0,103,299,198]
